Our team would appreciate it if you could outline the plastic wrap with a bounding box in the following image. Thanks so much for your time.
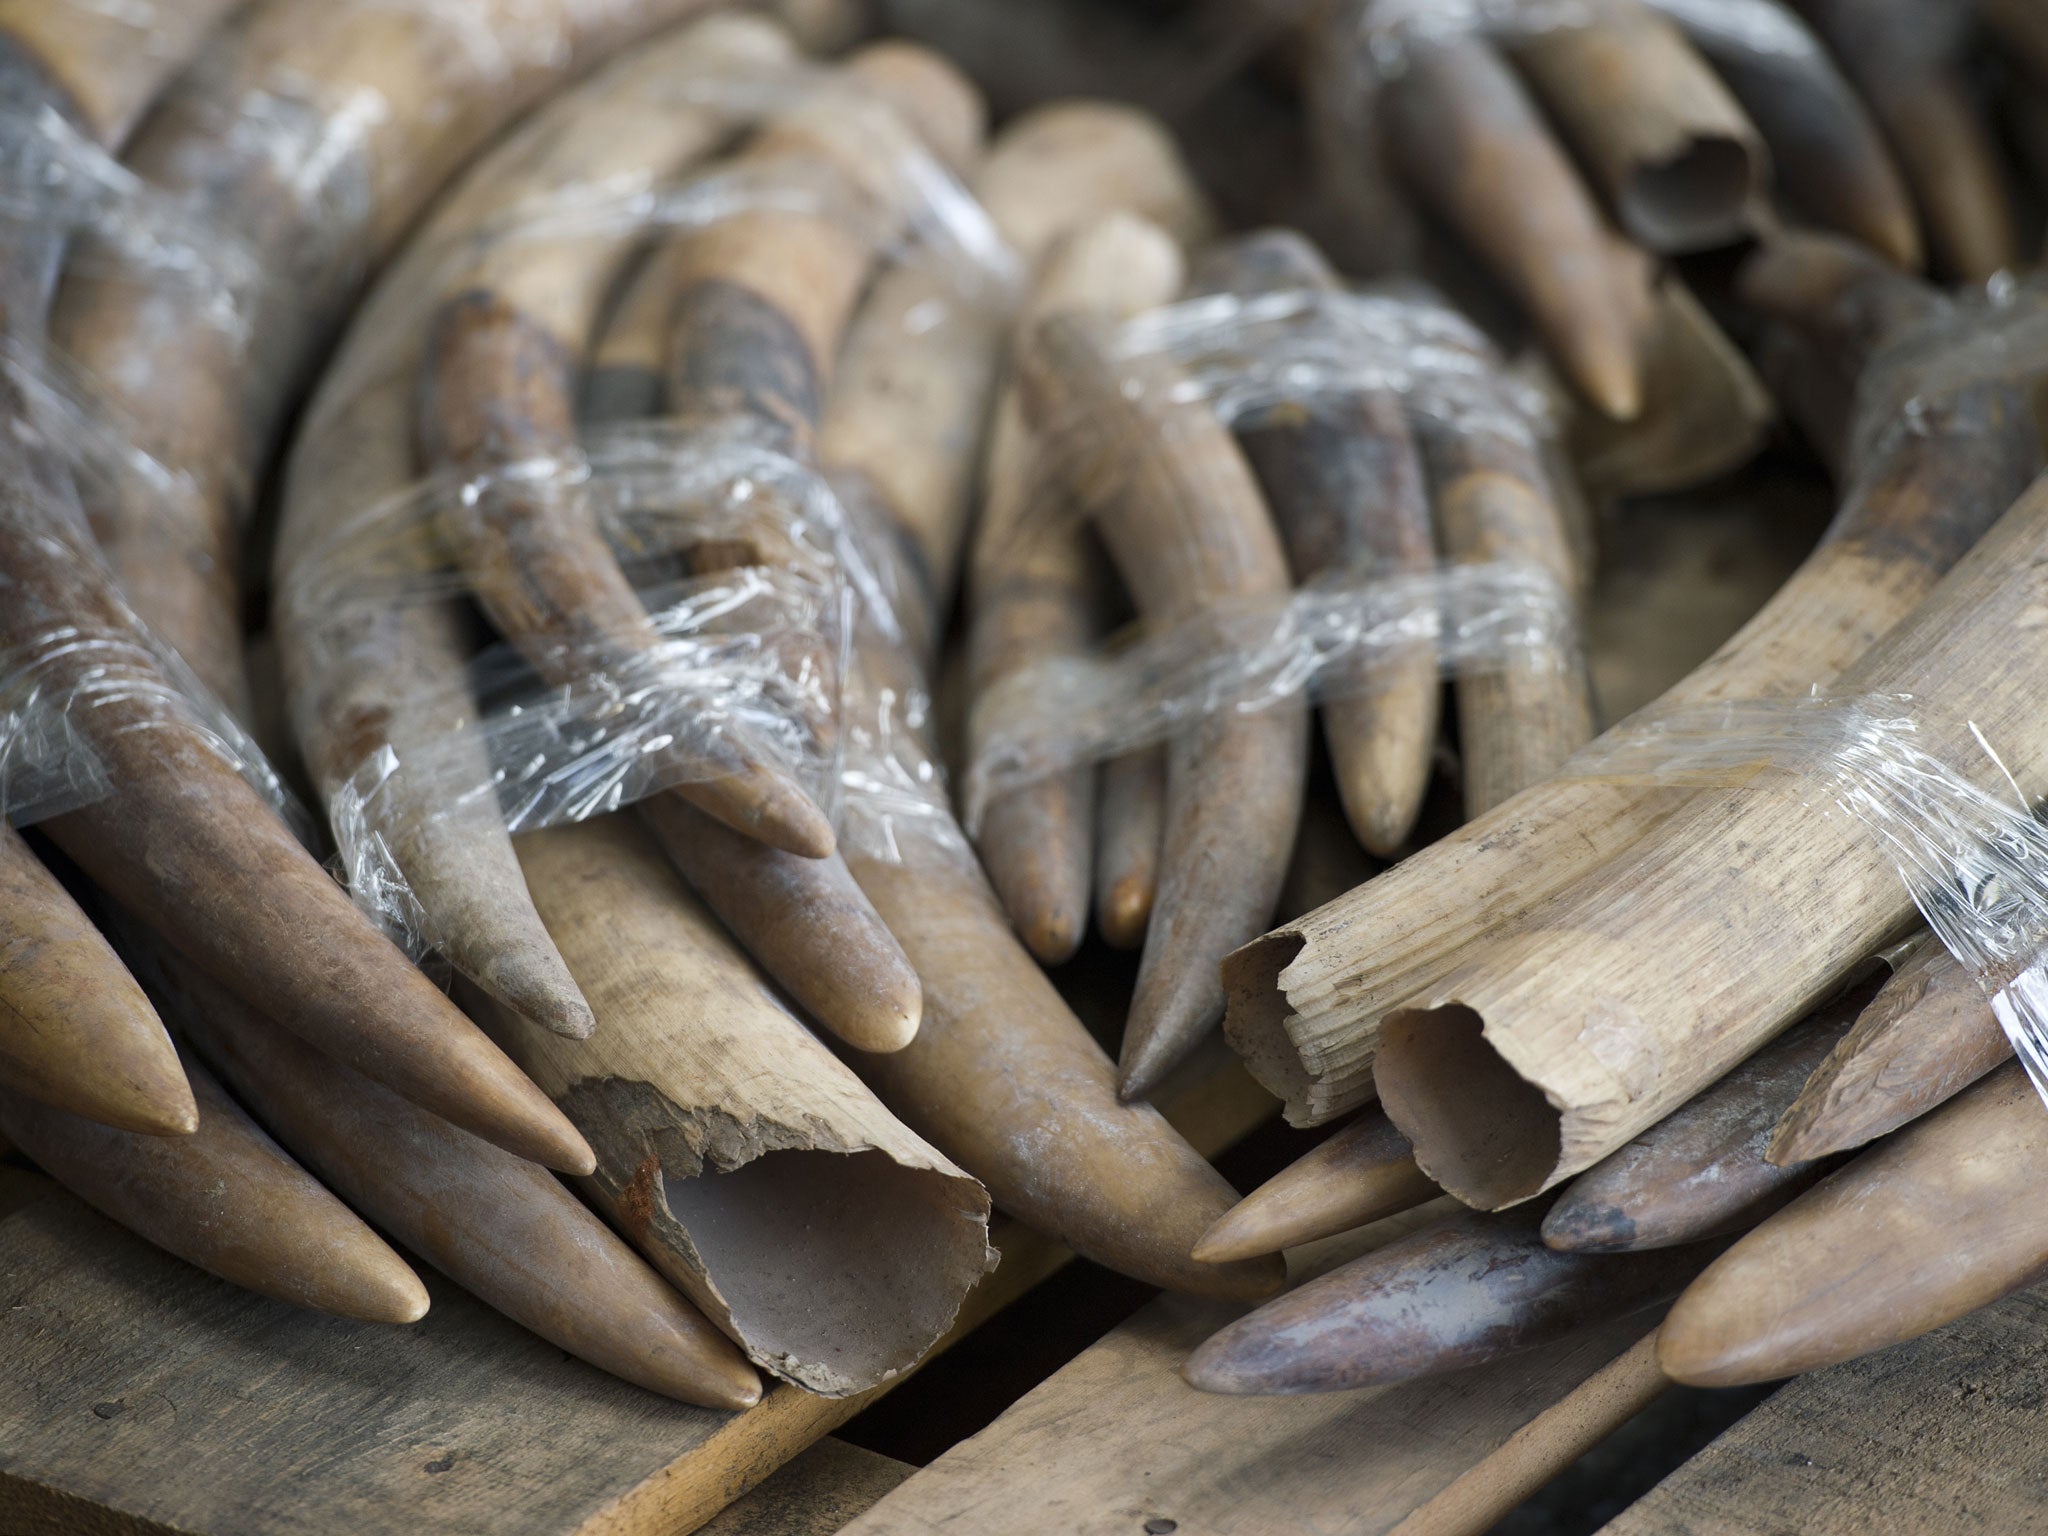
[1572,693,2048,1110]
[963,561,1575,828]
[278,45,1018,947]
[1842,272,2048,482]
[962,283,1581,824]
[1333,0,1810,83]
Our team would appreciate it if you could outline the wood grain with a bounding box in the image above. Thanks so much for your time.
[840,1210,1662,1536]
[1604,1286,2048,1535]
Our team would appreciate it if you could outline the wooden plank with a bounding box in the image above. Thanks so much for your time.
[1601,1285,2048,1536]
[838,1205,1665,1536]
[696,1441,911,1536]
[0,1047,1273,1536]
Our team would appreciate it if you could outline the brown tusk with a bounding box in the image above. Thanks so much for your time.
[0,1052,429,1327]
[1793,0,2018,282]
[1568,262,1776,505]
[1021,310,1306,1104]
[279,15,805,1044]
[969,216,1189,963]
[1377,472,2048,1209]
[850,839,1283,1301]
[1378,35,1648,421]
[1416,393,1596,821]
[499,817,995,1398]
[614,42,989,1039]
[1095,745,1166,950]
[1648,0,1921,269]
[0,827,194,1136]
[1769,938,2010,1166]
[1541,970,1882,1254]
[1658,1061,2048,1388]
[1188,230,1440,857]
[1192,1109,1437,1264]
[138,920,761,1409]
[1506,0,1767,252]
[641,797,920,1053]
[1184,1201,1710,1394]
[54,0,733,719]
[1222,234,2043,1130]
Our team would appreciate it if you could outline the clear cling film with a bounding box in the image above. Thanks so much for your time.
[963,559,1577,830]
[1571,693,2048,1111]
[1843,273,2048,487]
[1338,0,1816,83]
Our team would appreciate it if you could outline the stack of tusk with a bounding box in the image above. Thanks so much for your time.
[280,11,805,1048]
[1019,298,1306,1103]
[966,134,1212,963]
[1187,232,1438,857]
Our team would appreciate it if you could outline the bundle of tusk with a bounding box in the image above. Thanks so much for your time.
[1790,0,2018,282]
[52,0,739,719]
[801,159,1280,1294]
[1019,303,1306,1104]
[495,817,993,1397]
[1644,0,1920,269]
[619,41,989,1051]
[1539,970,1883,1254]
[1183,1201,1711,1395]
[0,1054,430,1327]
[1658,1061,2048,1388]
[278,12,804,1047]
[419,39,990,862]
[1223,235,2047,1128]
[1378,470,2048,1209]
[1187,230,1438,857]
[2,502,590,1174]
[133,918,763,1408]
[0,828,192,1135]
[1499,0,1765,253]
[968,190,1201,963]
[957,104,1214,963]
[1769,936,2009,1165]
[1192,1109,1436,1264]
[1417,378,1597,820]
